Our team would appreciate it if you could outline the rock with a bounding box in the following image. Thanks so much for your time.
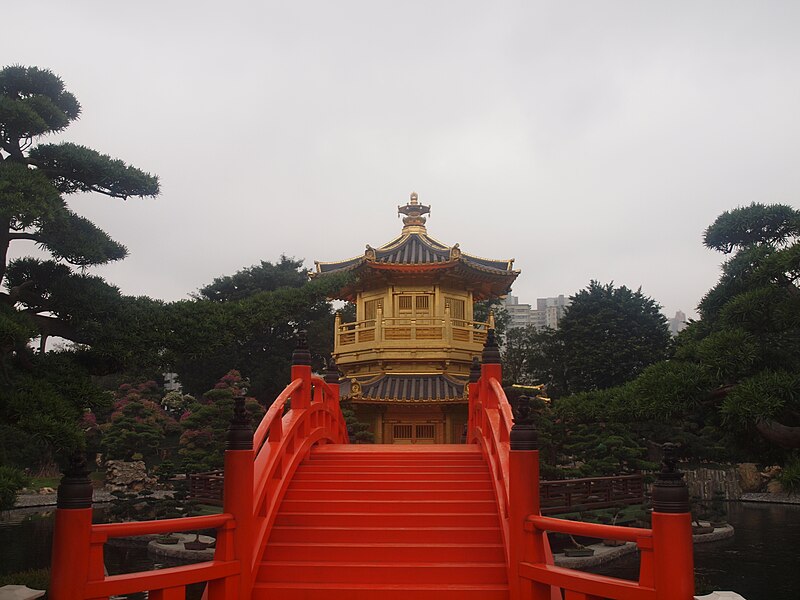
[105,460,157,493]
[0,584,47,599]
[38,487,55,495]
[736,463,761,492]
[694,592,748,600]
[766,480,784,494]
[760,465,781,479]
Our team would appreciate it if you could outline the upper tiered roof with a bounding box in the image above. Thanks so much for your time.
[313,192,519,300]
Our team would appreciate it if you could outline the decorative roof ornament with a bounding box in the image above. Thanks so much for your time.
[398,191,431,232]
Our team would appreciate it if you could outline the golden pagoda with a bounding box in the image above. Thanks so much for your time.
[313,193,519,443]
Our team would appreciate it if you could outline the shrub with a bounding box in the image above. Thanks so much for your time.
[0,465,31,510]
[777,453,800,495]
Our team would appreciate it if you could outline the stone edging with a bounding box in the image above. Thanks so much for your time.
[740,492,800,505]
[553,524,734,569]
[148,533,215,560]
[14,490,174,509]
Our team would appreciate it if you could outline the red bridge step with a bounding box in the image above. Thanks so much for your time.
[257,444,509,599]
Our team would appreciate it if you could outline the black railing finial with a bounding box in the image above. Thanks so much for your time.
[226,393,253,450]
[481,328,501,365]
[652,442,689,513]
[324,356,340,384]
[57,450,93,509]
[292,330,312,366]
[510,395,538,451]
[469,356,482,383]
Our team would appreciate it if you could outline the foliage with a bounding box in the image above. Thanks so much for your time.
[550,203,800,464]
[0,65,158,470]
[178,370,264,473]
[776,452,800,495]
[475,297,510,341]
[556,282,671,394]
[166,265,348,400]
[504,282,670,398]
[340,401,374,444]
[160,391,195,418]
[557,422,655,477]
[0,351,112,470]
[0,65,158,357]
[100,381,178,462]
[196,255,308,302]
[107,484,200,522]
[0,464,30,510]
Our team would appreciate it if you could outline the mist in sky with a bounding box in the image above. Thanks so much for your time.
[5,1,799,319]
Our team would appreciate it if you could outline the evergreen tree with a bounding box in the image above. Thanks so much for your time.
[0,65,158,468]
[555,204,800,462]
[0,65,159,357]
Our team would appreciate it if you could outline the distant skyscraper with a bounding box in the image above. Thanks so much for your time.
[504,294,570,331]
[669,310,687,336]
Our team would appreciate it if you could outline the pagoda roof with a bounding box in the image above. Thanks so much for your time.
[342,373,467,404]
[313,193,519,300]
[316,231,514,274]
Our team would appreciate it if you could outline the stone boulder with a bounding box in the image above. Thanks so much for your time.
[766,479,784,494]
[736,463,762,492]
[105,460,157,493]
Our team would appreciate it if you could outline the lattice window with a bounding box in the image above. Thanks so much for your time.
[446,297,465,322]
[416,295,430,311]
[364,298,383,321]
[393,424,413,440]
[416,424,436,440]
[398,296,413,311]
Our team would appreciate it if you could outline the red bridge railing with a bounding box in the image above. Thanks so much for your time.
[468,330,695,600]
[49,332,348,600]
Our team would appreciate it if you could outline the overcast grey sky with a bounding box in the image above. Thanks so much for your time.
[5,1,800,319]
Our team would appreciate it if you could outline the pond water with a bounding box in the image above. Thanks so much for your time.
[590,501,800,600]
[3,501,799,598]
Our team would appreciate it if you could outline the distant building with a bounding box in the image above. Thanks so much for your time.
[504,294,571,331]
[669,310,687,336]
[535,295,570,330]
[504,295,534,329]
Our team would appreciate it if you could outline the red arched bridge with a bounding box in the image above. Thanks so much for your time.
[50,332,695,600]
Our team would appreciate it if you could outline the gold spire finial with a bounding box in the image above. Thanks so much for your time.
[398,192,430,233]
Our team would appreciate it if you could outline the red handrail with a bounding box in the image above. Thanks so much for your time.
[247,366,348,577]
[92,513,233,538]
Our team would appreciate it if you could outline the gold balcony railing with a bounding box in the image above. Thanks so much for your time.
[335,316,489,349]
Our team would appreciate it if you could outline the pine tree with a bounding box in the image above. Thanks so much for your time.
[0,65,159,357]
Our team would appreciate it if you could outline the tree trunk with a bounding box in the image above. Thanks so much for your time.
[756,419,800,449]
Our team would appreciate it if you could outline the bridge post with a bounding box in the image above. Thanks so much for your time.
[291,330,313,410]
[50,452,94,600]
[224,394,255,600]
[651,443,695,600]
[480,328,502,408]
[508,397,548,600]
[467,356,481,441]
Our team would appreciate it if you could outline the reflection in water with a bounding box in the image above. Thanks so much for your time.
[590,502,800,600]
[3,501,799,598]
